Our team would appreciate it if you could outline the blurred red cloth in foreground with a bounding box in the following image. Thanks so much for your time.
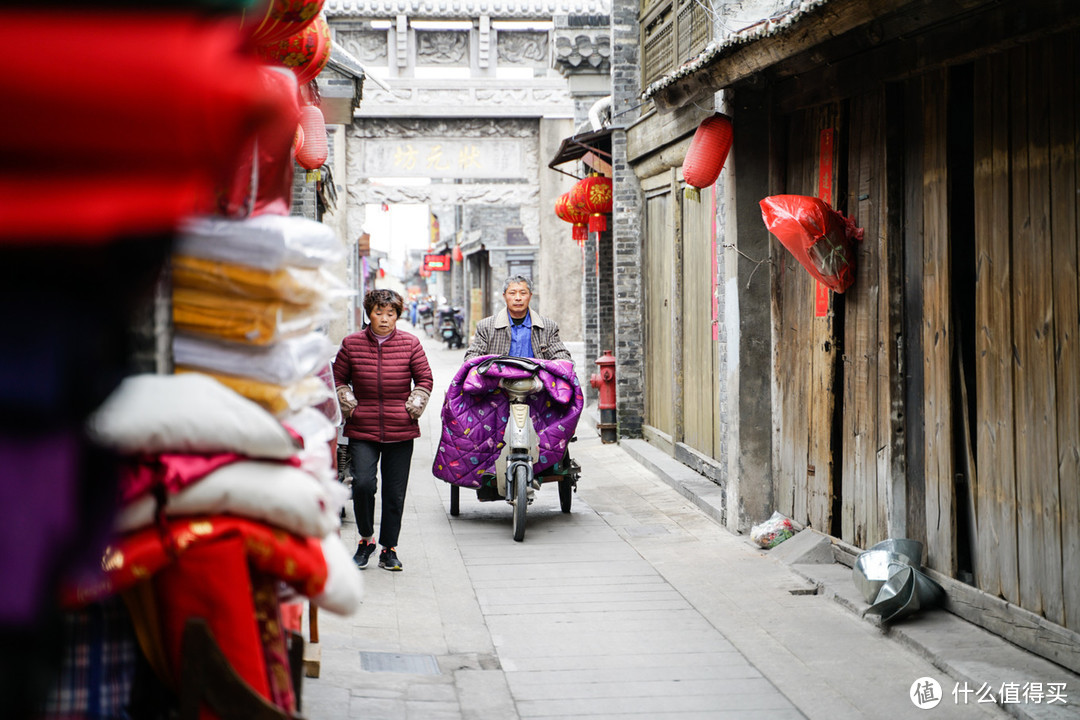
[0,11,297,244]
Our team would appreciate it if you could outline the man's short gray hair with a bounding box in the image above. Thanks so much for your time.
[502,275,532,294]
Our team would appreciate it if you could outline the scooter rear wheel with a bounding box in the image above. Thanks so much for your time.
[558,479,573,513]
[511,464,529,542]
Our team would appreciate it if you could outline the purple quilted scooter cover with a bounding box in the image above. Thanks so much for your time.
[432,355,584,487]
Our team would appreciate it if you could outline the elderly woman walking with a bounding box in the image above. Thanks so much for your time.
[334,289,433,571]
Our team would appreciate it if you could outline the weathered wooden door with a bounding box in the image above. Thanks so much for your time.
[644,184,675,438]
[680,182,719,458]
[772,104,843,533]
[971,36,1080,631]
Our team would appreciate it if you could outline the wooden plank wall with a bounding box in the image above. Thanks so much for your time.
[806,104,843,536]
[1011,38,1063,628]
[772,104,841,533]
[1047,33,1080,634]
[972,35,1078,631]
[973,52,1019,604]
[841,90,892,548]
[921,68,957,576]
[681,186,718,457]
[644,190,675,437]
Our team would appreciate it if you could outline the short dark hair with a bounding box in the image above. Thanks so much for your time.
[364,288,403,318]
[502,275,532,294]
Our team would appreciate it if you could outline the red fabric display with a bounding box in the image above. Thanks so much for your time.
[251,571,297,712]
[759,195,864,294]
[683,113,734,189]
[555,193,589,245]
[0,11,293,243]
[570,175,613,233]
[61,516,328,608]
[155,537,271,718]
[295,105,328,170]
[118,452,245,504]
[256,12,332,85]
[244,0,326,45]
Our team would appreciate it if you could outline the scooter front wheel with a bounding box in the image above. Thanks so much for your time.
[450,484,460,516]
[511,464,529,542]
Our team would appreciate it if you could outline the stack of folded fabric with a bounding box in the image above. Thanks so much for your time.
[172,213,347,427]
[62,374,360,718]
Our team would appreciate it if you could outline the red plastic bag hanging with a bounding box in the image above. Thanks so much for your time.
[759,195,864,293]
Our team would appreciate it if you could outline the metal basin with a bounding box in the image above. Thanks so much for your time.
[852,550,913,604]
[868,538,924,570]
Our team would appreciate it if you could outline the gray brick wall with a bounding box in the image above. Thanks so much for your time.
[291,164,319,221]
[611,0,644,437]
[583,232,599,399]
[597,227,615,353]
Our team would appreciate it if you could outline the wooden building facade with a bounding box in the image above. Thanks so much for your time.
[640,0,1080,659]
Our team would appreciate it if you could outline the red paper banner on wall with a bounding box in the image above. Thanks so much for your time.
[815,128,835,318]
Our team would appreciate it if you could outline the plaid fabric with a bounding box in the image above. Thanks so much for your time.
[40,596,137,719]
[464,311,571,362]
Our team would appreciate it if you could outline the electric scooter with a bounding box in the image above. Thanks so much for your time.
[448,357,580,541]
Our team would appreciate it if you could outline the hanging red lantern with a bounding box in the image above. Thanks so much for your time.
[570,175,612,233]
[452,245,464,263]
[251,66,301,217]
[245,0,326,45]
[555,192,589,246]
[682,113,733,199]
[295,105,327,170]
[256,12,331,85]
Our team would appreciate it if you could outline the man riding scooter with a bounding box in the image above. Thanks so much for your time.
[463,275,572,363]
[433,276,583,540]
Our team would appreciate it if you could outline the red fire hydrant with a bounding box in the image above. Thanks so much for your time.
[589,350,617,443]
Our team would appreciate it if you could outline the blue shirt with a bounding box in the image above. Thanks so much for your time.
[508,311,533,358]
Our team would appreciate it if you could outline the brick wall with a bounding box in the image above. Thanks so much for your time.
[610,0,644,437]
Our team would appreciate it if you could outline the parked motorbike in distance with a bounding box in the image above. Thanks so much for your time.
[417,301,435,337]
[437,304,465,349]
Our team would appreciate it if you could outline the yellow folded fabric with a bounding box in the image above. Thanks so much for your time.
[176,368,332,417]
[172,287,319,345]
[172,255,325,304]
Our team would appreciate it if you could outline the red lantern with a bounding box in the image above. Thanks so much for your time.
[452,245,464,263]
[683,113,734,191]
[296,105,327,170]
[256,12,331,85]
[570,175,612,233]
[252,66,301,217]
[555,192,589,246]
[245,0,326,45]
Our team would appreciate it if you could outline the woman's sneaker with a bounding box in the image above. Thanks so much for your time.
[379,547,403,571]
[353,540,377,569]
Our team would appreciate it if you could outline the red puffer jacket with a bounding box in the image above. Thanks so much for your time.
[333,328,433,443]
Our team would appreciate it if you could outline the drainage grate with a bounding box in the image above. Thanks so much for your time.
[360,651,441,675]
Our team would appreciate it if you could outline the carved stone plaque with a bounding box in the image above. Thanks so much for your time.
[339,30,388,65]
[359,137,527,179]
[497,31,549,66]
[417,31,469,65]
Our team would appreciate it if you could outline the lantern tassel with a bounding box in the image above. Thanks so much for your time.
[589,213,607,233]
[573,223,588,243]
[684,187,701,202]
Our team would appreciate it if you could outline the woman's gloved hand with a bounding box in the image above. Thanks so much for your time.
[336,385,357,418]
[405,387,430,420]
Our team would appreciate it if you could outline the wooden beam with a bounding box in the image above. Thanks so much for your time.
[651,0,999,113]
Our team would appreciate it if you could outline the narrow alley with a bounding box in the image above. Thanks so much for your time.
[302,326,1008,719]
